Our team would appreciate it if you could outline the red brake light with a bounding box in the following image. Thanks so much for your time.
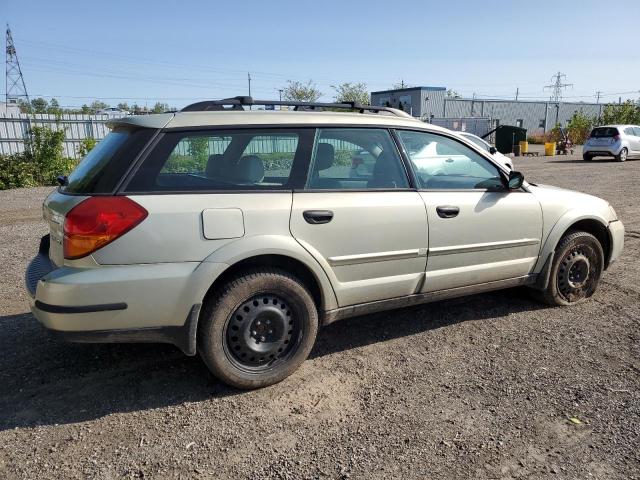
[614,134,621,140]
[64,196,147,259]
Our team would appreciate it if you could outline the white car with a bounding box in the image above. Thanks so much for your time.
[458,132,514,170]
[582,125,640,162]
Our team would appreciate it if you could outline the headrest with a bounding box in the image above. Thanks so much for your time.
[205,154,224,178]
[315,143,334,171]
[234,155,264,183]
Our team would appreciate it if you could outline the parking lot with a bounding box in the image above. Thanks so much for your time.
[0,152,638,479]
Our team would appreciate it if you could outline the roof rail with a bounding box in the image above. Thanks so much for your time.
[180,96,413,118]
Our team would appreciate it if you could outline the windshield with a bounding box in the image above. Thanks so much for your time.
[463,134,491,152]
[62,128,154,194]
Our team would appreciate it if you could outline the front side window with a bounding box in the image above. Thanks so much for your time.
[306,128,409,190]
[397,130,504,190]
[126,129,310,192]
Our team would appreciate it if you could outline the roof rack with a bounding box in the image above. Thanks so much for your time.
[180,96,413,118]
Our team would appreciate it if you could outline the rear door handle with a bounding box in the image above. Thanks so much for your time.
[303,210,334,224]
[436,206,460,218]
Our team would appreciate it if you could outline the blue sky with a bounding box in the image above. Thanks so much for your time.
[3,0,640,108]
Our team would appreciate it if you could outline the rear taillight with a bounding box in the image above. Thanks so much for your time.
[64,196,147,260]
[613,134,621,141]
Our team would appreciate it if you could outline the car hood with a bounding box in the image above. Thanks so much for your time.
[528,183,616,223]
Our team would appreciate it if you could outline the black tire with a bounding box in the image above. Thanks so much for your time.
[616,147,628,162]
[533,230,604,306]
[582,154,592,161]
[198,268,318,389]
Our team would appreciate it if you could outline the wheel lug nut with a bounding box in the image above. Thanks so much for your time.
[260,336,266,342]
[268,329,273,334]
[266,320,271,325]
[256,321,261,326]
[251,330,257,335]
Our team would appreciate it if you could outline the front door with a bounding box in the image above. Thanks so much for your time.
[396,129,543,292]
[290,128,428,307]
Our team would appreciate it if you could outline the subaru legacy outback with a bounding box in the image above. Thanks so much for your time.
[26,97,625,389]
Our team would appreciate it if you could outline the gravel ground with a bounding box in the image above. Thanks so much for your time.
[0,153,639,479]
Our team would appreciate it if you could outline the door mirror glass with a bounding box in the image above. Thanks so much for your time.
[507,171,524,190]
[489,146,497,155]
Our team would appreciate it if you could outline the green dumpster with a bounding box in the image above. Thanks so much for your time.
[493,125,527,155]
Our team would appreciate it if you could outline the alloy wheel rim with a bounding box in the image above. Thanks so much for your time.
[224,294,299,371]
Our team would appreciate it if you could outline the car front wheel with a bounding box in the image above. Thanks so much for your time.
[534,230,604,306]
[198,268,318,389]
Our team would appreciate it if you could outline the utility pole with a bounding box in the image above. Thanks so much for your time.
[278,89,283,101]
[595,91,603,104]
[5,24,30,108]
[247,72,252,110]
[515,87,519,101]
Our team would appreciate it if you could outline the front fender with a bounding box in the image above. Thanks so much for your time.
[533,210,610,274]
[201,234,338,311]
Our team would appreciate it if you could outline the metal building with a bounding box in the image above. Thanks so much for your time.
[370,87,610,133]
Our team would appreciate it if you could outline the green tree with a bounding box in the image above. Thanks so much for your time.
[30,97,49,114]
[80,104,91,114]
[46,98,63,115]
[281,80,322,102]
[152,102,170,113]
[117,102,130,112]
[601,100,640,125]
[446,89,461,98]
[24,125,76,184]
[566,110,596,144]
[332,82,369,105]
[89,100,109,113]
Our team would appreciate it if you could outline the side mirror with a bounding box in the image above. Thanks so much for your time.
[507,171,524,190]
[489,146,497,155]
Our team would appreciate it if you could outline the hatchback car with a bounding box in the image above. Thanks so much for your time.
[26,97,624,389]
[583,125,640,161]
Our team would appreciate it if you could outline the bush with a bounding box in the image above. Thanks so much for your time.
[77,137,97,158]
[0,154,37,190]
[0,125,78,190]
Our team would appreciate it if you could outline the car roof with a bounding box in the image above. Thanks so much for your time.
[109,110,453,134]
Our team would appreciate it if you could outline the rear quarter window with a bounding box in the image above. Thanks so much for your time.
[124,129,314,192]
[62,128,155,194]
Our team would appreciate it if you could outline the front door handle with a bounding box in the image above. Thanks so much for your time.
[436,206,460,219]
[303,210,334,224]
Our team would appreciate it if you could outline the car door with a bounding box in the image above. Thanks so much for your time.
[290,127,428,307]
[631,127,640,155]
[396,129,543,292]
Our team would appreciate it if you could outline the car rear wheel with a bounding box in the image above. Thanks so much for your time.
[533,230,604,306]
[616,147,628,162]
[198,268,318,389]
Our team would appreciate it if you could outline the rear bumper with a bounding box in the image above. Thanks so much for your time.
[607,220,624,267]
[582,144,622,156]
[25,236,227,353]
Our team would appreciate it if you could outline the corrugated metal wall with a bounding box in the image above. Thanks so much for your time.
[442,98,606,133]
[0,113,112,158]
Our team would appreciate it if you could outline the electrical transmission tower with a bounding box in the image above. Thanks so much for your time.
[5,24,30,107]
[544,72,572,102]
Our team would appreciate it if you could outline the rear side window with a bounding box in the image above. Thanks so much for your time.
[125,129,313,192]
[62,128,154,194]
[306,128,409,190]
[590,127,619,138]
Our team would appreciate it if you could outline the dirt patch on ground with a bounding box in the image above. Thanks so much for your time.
[1,158,639,479]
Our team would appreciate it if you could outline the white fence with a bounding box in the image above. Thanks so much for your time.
[0,113,112,159]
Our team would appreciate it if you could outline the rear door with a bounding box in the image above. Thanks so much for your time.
[290,128,428,307]
[396,129,543,292]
